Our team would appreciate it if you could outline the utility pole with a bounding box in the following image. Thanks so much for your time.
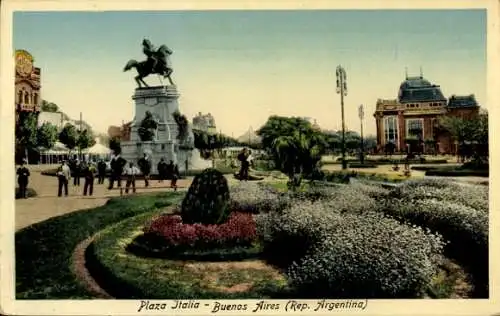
[359,104,365,164]
[336,65,348,170]
[79,112,83,161]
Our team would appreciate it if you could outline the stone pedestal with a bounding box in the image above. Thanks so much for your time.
[121,85,194,174]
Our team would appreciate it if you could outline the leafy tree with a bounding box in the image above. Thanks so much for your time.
[138,111,158,141]
[257,116,314,151]
[258,116,326,189]
[58,123,78,153]
[77,129,96,151]
[41,100,59,112]
[439,113,488,164]
[36,122,58,149]
[363,135,377,153]
[109,136,122,155]
[15,112,38,162]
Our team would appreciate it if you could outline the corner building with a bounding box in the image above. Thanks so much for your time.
[15,49,41,121]
[373,73,479,154]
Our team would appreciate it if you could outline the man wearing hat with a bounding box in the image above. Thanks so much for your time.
[16,159,30,199]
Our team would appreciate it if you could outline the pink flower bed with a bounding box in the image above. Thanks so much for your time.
[144,212,257,249]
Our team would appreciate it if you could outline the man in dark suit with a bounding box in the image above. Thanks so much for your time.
[97,159,107,184]
[16,160,30,199]
[137,153,151,187]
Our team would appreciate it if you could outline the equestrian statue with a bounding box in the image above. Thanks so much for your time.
[124,39,175,88]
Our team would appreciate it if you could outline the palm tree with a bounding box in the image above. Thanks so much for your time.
[272,129,324,190]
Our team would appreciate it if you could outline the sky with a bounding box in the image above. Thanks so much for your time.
[13,9,486,137]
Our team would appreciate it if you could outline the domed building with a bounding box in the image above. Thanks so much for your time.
[373,70,480,154]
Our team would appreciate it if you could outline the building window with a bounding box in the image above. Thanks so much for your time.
[33,93,38,105]
[406,118,424,140]
[18,90,23,104]
[383,116,398,147]
[24,92,30,104]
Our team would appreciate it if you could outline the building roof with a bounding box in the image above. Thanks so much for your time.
[37,111,63,128]
[447,95,478,108]
[398,76,446,103]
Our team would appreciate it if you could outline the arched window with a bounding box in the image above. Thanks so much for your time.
[18,90,23,104]
[24,91,30,104]
[33,93,38,105]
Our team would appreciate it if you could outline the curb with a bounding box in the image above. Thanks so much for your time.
[72,234,114,299]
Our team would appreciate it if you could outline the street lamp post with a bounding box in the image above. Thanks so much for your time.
[358,104,365,164]
[336,65,348,170]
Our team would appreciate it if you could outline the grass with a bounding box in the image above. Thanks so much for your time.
[88,211,290,299]
[411,165,489,177]
[15,191,184,299]
[427,258,473,298]
[322,170,417,184]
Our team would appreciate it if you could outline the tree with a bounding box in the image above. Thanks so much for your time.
[109,137,122,155]
[77,129,96,151]
[15,112,38,163]
[439,113,488,164]
[138,111,158,141]
[257,116,314,151]
[59,123,78,153]
[36,122,58,150]
[272,129,326,190]
[41,100,59,112]
[258,116,326,189]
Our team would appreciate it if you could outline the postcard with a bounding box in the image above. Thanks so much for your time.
[1,0,498,315]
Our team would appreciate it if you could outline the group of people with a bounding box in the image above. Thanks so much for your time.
[237,148,254,181]
[50,153,180,197]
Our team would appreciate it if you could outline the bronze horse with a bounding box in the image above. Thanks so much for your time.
[123,59,174,88]
[124,42,174,88]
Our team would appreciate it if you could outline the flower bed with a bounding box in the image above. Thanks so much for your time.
[135,212,257,255]
[256,200,445,298]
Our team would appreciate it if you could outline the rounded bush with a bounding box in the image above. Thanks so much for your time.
[390,179,488,213]
[181,168,230,224]
[257,200,444,298]
[229,182,290,213]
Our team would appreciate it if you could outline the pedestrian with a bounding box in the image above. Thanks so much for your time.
[97,159,107,184]
[124,162,140,194]
[108,154,125,189]
[57,160,71,197]
[16,159,30,199]
[157,158,168,183]
[170,162,179,191]
[138,153,151,187]
[73,159,81,186]
[166,160,174,181]
[83,162,96,196]
[237,148,249,181]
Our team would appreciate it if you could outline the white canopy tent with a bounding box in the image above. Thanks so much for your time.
[82,142,112,161]
[39,141,71,165]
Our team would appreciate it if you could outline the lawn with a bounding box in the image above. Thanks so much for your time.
[15,192,183,299]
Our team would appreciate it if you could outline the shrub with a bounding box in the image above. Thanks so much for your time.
[256,200,444,298]
[229,182,293,214]
[143,212,257,251]
[390,179,488,213]
[181,168,231,225]
[380,198,488,297]
[15,187,37,199]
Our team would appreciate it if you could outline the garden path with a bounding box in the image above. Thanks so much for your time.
[15,167,192,231]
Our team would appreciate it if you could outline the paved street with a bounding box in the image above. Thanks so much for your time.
[15,167,192,231]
